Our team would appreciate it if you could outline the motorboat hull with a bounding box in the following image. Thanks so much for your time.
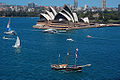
[43,29,58,34]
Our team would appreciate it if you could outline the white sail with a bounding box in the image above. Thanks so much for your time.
[7,22,10,28]
[4,18,17,35]
[6,18,11,31]
[13,36,20,48]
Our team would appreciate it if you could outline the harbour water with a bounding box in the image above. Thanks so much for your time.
[0,17,120,80]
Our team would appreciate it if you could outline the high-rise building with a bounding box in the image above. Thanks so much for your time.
[118,4,120,11]
[73,0,78,9]
[28,3,35,8]
[84,4,88,10]
[102,0,106,9]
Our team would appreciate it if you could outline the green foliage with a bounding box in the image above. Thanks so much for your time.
[0,9,120,24]
[77,11,120,23]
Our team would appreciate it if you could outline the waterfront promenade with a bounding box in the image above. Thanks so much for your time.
[33,23,120,30]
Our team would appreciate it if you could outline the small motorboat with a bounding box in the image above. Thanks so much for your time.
[87,35,92,38]
[43,28,58,34]
[66,38,74,41]
[3,36,9,40]
[2,36,14,40]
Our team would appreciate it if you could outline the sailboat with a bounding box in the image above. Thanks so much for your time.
[4,18,16,35]
[51,48,91,72]
[12,36,20,48]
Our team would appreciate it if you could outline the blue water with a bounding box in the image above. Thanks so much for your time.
[0,17,120,80]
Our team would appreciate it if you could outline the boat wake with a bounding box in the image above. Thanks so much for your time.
[87,35,109,39]
[15,48,21,54]
[87,35,120,41]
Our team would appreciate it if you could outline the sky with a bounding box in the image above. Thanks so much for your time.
[0,0,120,8]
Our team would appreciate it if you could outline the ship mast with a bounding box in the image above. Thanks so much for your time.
[74,48,78,68]
[66,48,69,65]
[58,54,60,65]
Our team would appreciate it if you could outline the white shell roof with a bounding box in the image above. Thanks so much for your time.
[62,9,74,22]
[50,6,57,16]
[63,5,73,18]
[40,13,52,21]
[81,17,90,23]
[40,5,80,23]
[46,10,55,20]
[73,13,78,22]
[59,12,72,21]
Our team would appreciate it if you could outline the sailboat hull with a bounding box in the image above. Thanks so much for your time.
[51,67,82,72]
[12,45,20,48]
[4,30,16,35]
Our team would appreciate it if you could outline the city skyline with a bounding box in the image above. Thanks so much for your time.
[102,0,106,9]
[0,0,120,8]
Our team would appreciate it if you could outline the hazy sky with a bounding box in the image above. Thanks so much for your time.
[0,0,120,7]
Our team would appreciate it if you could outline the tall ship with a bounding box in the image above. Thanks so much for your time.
[51,48,91,72]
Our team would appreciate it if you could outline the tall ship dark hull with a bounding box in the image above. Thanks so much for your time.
[51,64,82,71]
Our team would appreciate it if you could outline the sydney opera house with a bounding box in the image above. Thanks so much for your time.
[33,5,90,30]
